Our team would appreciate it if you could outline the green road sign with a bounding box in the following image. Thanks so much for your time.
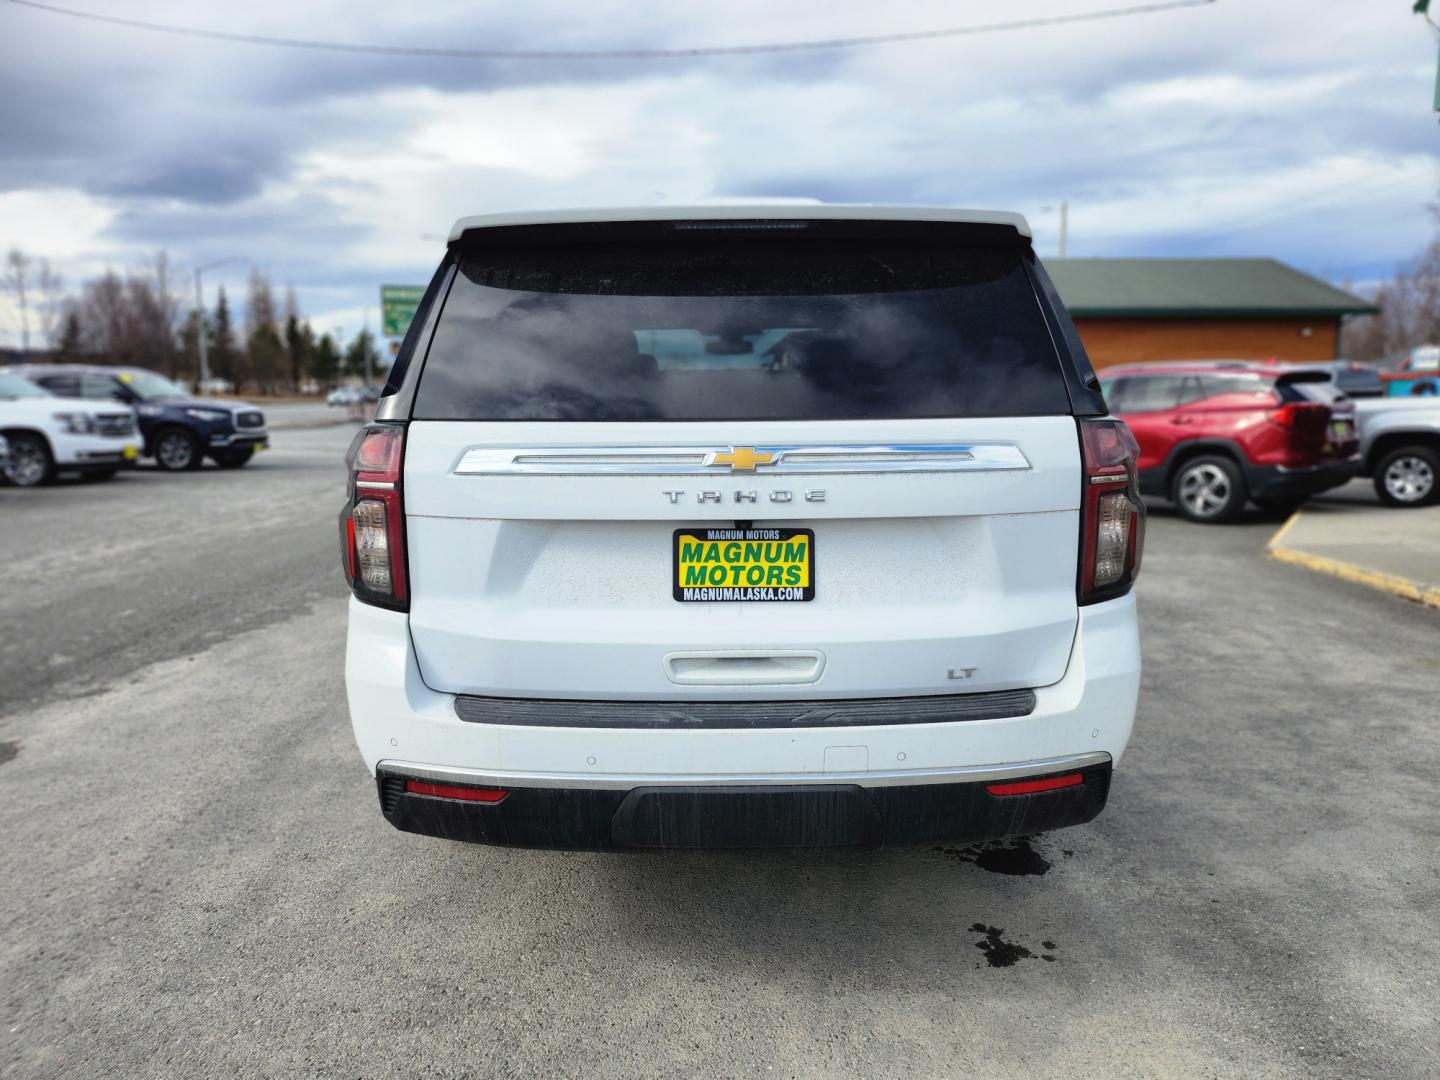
[380,284,425,338]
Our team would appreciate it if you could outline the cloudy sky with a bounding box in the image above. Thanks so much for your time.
[1,0,1436,347]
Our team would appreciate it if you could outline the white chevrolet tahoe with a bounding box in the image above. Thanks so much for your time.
[0,372,142,486]
[342,206,1144,850]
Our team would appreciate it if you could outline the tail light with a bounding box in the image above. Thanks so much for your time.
[1078,418,1145,605]
[1268,402,1330,436]
[340,424,408,610]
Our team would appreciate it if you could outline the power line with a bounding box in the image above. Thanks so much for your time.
[1209,170,1428,236]
[5,0,1218,61]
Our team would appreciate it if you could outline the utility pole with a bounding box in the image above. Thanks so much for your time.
[1419,1,1440,111]
[1058,201,1069,259]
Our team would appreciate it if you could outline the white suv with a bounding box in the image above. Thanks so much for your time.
[0,371,142,486]
[342,206,1144,850]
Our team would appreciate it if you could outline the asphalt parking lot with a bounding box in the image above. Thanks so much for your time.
[2,425,1437,1079]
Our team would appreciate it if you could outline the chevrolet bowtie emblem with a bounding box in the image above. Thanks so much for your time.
[704,446,779,472]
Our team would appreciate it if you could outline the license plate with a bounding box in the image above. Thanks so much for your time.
[122,445,138,461]
[673,527,814,602]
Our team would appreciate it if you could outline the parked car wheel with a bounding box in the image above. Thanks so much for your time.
[1373,445,1438,507]
[1172,455,1247,523]
[2,432,56,487]
[154,428,203,471]
[211,448,254,469]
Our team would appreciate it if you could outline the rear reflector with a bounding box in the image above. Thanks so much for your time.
[404,779,509,804]
[985,772,1084,797]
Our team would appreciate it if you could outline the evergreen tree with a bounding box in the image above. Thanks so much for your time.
[53,309,84,364]
[178,308,208,386]
[209,287,238,389]
[344,328,380,382]
[310,332,341,387]
[283,285,309,390]
[285,314,312,391]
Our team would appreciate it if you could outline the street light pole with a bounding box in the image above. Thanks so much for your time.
[191,256,246,393]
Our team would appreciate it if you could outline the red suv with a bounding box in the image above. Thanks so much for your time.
[1098,362,1360,522]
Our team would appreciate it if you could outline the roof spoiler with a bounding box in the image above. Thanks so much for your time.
[1275,369,1333,386]
[448,206,1033,246]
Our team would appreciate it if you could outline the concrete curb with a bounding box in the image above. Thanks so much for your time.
[1267,510,1440,610]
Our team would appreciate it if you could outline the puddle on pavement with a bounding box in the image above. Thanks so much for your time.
[970,924,1029,967]
[968,924,1061,968]
[933,837,1052,876]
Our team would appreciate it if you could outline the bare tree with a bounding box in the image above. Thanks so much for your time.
[35,260,65,347]
[129,251,182,375]
[1341,204,1440,362]
[2,250,65,352]
[78,269,132,360]
[245,268,285,393]
[65,251,184,367]
[3,248,32,350]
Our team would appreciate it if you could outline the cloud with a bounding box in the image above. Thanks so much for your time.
[0,0,1435,344]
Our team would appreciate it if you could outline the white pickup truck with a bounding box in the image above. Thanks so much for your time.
[0,371,142,486]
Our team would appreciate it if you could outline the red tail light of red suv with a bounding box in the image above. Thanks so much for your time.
[340,424,408,610]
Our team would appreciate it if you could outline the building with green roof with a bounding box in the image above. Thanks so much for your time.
[1046,258,1378,368]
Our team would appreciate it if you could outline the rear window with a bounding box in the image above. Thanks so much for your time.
[412,239,1070,421]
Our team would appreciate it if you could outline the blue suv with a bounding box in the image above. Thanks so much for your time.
[20,365,269,470]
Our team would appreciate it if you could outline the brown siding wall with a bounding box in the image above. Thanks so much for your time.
[1073,317,1340,369]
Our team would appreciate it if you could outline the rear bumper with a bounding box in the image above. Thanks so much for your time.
[1245,456,1361,501]
[376,757,1112,849]
[346,591,1140,849]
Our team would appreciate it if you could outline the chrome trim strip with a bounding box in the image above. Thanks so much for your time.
[356,480,396,490]
[453,443,1031,477]
[376,751,1110,791]
[1088,475,1128,485]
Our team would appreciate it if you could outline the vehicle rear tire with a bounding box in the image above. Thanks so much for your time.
[2,432,56,487]
[211,448,254,469]
[1373,445,1439,507]
[1171,455,1247,523]
[154,428,203,471]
